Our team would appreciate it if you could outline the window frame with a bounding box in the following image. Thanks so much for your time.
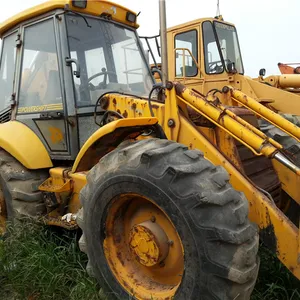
[174,29,199,78]
[0,30,18,113]
[202,20,225,75]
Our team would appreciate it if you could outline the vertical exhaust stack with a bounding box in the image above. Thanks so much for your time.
[159,0,168,85]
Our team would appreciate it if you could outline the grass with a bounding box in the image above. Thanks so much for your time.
[0,221,104,300]
[251,245,300,300]
[0,221,299,300]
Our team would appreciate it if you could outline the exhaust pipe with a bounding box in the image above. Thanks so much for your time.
[159,0,168,85]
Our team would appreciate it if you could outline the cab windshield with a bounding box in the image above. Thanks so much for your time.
[66,14,153,107]
[203,21,244,74]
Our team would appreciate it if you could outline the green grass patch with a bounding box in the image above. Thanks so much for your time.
[251,244,300,300]
[0,221,299,299]
[0,221,103,300]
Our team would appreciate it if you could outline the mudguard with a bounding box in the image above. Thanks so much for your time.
[0,121,52,169]
[72,117,159,173]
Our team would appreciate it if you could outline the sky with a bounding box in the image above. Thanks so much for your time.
[0,0,299,77]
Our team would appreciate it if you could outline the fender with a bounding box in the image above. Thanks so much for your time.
[72,117,159,173]
[0,121,52,169]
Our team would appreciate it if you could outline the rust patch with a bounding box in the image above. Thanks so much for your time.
[114,233,121,244]
[260,209,277,255]
[113,98,117,105]
[131,103,137,110]
[123,110,128,118]
[117,251,125,266]
[100,96,109,109]
[174,81,187,96]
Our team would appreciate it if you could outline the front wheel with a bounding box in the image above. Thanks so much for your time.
[78,139,259,299]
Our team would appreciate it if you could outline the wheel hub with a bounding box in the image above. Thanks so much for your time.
[129,220,169,267]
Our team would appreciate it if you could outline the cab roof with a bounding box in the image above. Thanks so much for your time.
[167,16,235,33]
[0,0,139,37]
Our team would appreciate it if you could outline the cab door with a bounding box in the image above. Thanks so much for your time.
[170,25,204,90]
[15,17,74,160]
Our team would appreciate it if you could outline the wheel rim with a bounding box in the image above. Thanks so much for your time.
[104,193,184,299]
[0,188,7,235]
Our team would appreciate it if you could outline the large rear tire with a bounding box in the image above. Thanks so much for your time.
[78,139,259,300]
[0,149,48,235]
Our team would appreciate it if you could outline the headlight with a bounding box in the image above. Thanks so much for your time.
[126,12,137,23]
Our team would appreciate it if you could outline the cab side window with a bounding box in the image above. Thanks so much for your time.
[175,30,198,77]
[0,33,17,112]
[18,19,62,111]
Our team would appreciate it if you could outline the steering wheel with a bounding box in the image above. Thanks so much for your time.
[208,60,224,73]
[87,68,117,90]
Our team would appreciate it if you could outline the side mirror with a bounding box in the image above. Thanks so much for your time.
[65,57,81,78]
[259,68,266,77]
[227,62,237,74]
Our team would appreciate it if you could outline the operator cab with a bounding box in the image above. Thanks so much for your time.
[142,16,244,90]
[0,0,153,161]
[171,16,244,78]
[168,16,244,93]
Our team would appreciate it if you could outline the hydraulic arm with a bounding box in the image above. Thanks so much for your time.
[173,82,300,175]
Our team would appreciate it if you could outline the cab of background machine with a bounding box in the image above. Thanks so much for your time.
[0,0,154,161]
[167,16,244,88]
[142,16,244,94]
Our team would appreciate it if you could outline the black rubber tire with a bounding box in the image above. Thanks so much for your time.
[0,149,48,230]
[78,139,259,300]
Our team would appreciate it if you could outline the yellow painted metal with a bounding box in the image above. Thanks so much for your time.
[104,193,184,299]
[129,225,160,267]
[0,0,139,36]
[177,86,279,158]
[244,77,300,115]
[0,121,52,169]
[230,87,300,143]
[163,87,181,140]
[278,75,300,88]
[68,172,87,214]
[39,167,71,193]
[72,117,158,173]
[17,103,63,114]
[129,222,168,267]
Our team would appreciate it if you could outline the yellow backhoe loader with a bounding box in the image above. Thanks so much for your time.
[0,1,300,299]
